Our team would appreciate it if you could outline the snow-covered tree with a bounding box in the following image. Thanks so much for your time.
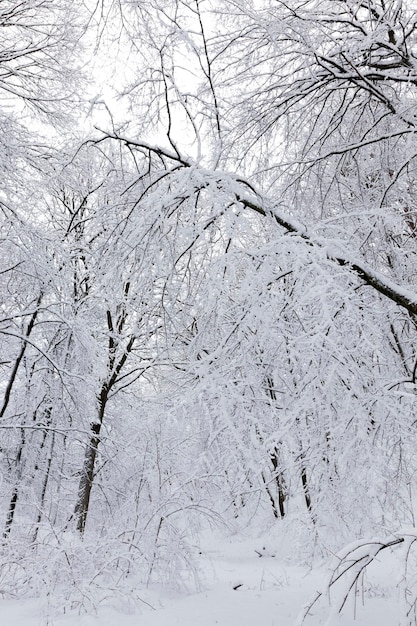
[2,0,417,618]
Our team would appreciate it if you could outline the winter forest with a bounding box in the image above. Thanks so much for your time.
[2,0,417,624]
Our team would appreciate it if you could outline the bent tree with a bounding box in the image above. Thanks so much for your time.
[96,0,417,533]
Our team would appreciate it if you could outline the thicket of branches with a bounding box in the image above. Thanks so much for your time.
[1,0,417,620]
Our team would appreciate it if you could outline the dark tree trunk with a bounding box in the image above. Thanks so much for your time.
[270,446,286,518]
[300,462,316,524]
[3,489,19,539]
[72,323,135,535]
[73,388,107,535]
[3,429,25,539]
[74,422,102,534]
[264,376,287,518]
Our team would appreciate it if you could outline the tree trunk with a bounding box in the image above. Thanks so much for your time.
[300,461,316,524]
[264,376,287,518]
[270,446,286,518]
[3,429,25,539]
[72,312,134,534]
[73,422,102,534]
[73,388,107,534]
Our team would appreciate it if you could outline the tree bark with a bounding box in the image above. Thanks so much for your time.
[73,388,106,534]
[73,326,135,534]
[3,429,25,539]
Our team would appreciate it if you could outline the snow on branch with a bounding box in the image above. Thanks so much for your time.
[238,195,417,317]
[100,132,417,318]
[296,532,417,625]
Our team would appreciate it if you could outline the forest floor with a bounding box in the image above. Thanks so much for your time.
[0,530,402,626]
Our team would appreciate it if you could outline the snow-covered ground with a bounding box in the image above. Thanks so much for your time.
[1,529,405,626]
